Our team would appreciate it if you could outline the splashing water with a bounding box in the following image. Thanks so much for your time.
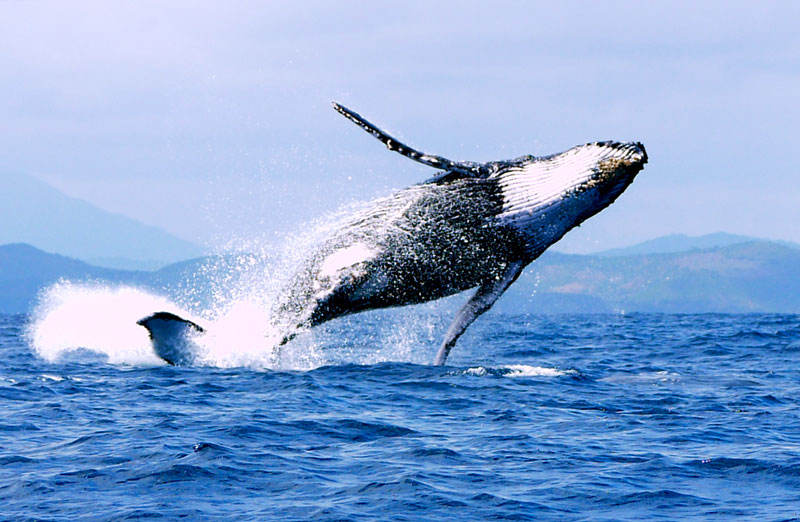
[26,198,447,370]
[26,277,328,370]
[27,282,178,366]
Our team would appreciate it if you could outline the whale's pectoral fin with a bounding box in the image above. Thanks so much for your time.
[332,102,484,177]
[137,312,205,366]
[433,260,526,366]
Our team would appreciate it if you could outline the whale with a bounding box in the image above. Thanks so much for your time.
[138,103,647,366]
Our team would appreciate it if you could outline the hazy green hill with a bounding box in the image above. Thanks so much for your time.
[499,242,800,313]
[0,243,248,313]
[593,232,759,257]
[0,243,142,312]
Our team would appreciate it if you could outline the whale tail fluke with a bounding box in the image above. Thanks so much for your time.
[137,312,205,366]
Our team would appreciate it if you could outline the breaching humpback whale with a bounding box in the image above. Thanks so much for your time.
[138,103,647,366]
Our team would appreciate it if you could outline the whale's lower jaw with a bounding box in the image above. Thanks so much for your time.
[137,312,204,365]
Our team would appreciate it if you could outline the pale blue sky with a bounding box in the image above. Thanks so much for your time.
[1,1,798,253]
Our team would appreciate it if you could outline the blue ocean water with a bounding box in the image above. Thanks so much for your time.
[2,310,800,521]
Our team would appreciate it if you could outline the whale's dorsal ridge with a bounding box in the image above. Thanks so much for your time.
[332,102,485,178]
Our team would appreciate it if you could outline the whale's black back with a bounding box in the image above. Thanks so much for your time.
[372,178,524,303]
[277,176,526,329]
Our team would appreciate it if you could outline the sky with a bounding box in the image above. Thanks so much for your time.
[1,1,798,254]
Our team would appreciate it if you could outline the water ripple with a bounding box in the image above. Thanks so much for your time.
[3,312,800,520]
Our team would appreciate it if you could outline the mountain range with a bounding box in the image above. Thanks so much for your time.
[496,240,800,314]
[0,173,205,270]
[593,232,800,257]
[3,236,800,315]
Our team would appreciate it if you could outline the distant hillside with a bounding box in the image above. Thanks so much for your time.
[0,243,245,313]
[0,173,205,269]
[594,232,800,257]
[3,240,800,315]
[498,242,800,314]
[0,243,138,313]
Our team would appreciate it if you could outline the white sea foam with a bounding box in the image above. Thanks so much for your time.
[25,280,329,370]
[502,365,577,378]
[463,365,576,378]
[28,282,175,366]
[190,300,326,371]
[599,370,681,384]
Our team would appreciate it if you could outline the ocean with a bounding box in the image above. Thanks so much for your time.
[2,308,800,520]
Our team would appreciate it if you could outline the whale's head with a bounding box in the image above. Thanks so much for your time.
[494,141,647,257]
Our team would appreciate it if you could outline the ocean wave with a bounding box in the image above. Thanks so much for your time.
[604,489,712,507]
[692,457,800,479]
[6,313,800,520]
